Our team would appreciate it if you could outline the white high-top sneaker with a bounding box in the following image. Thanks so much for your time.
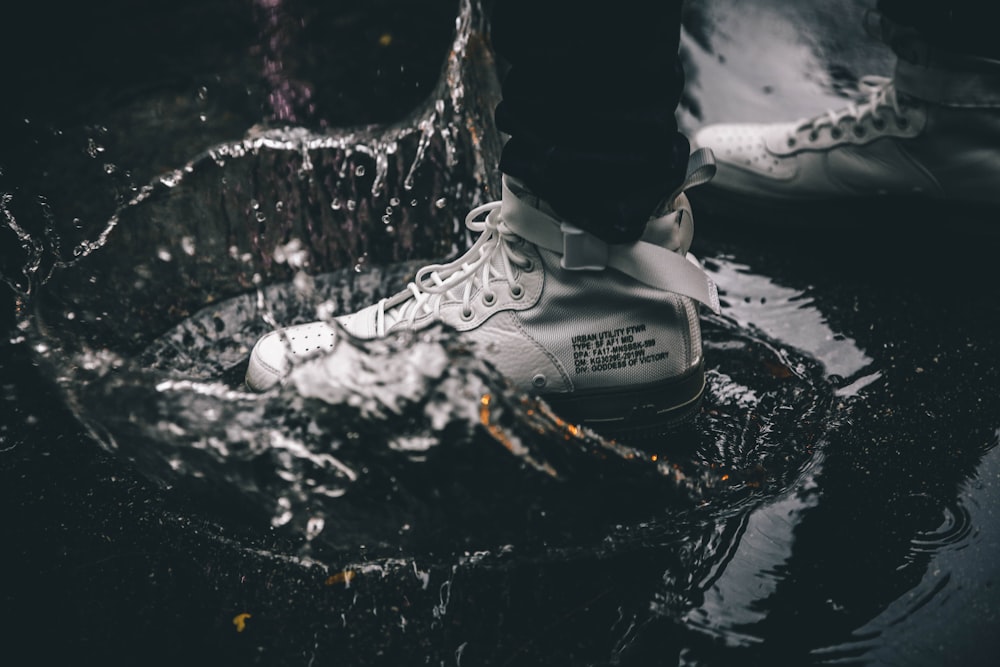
[691,53,1000,213]
[246,151,721,438]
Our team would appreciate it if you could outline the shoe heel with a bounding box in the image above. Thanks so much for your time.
[542,362,705,442]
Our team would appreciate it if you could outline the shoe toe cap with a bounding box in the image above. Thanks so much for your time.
[693,122,800,190]
[245,332,289,391]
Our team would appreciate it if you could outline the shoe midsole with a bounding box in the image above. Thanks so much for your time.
[541,361,705,426]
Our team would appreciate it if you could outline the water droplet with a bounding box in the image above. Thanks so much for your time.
[274,238,308,269]
[255,211,266,222]
[293,271,315,295]
[197,86,208,100]
[250,199,260,210]
[410,199,419,207]
[330,200,342,210]
[316,300,337,319]
[199,114,207,123]
[86,138,105,157]
[306,516,325,540]
[389,197,400,207]
[157,247,172,262]
[275,200,284,212]
[159,170,183,187]
[180,236,196,256]
[382,215,391,224]
[103,163,116,174]
[346,200,357,211]
[355,165,366,177]
[435,197,447,209]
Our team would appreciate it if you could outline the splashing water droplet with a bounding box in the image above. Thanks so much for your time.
[306,516,325,540]
[159,170,183,188]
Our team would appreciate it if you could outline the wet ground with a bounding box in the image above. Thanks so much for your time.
[2,0,999,665]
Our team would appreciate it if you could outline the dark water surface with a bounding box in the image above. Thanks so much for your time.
[2,1,998,665]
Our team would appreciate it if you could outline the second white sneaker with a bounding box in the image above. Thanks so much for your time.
[692,57,1000,213]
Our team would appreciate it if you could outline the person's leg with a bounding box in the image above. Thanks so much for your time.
[246,0,719,439]
[490,0,689,243]
[690,0,1000,213]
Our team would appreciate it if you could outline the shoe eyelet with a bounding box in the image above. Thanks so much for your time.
[897,116,910,129]
[830,128,843,139]
[787,137,797,148]
[853,125,866,137]
[808,131,819,142]
[460,308,474,321]
[520,258,534,273]
[872,116,886,131]
[482,291,497,306]
[510,284,525,300]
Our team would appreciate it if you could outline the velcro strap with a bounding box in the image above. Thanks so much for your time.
[501,149,721,312]
[560,223,609,270]
[504,191,720,313]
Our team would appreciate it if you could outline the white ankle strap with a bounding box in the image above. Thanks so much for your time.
[501,153,721,314]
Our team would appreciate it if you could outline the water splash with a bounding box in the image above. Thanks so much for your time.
[4,12,865,656]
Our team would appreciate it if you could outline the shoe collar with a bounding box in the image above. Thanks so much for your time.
[499,150,720,313]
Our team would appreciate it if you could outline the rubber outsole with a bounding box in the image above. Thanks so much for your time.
[543,361,706,442]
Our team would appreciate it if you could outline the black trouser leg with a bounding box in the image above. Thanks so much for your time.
[489,0,688,243]
[877,0,1000,61]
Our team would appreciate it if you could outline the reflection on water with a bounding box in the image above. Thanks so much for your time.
[708,255,875,383]
[2,0,997,665]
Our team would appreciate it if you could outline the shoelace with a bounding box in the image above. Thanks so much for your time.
[797,75,906,139]
[373,200,532,336]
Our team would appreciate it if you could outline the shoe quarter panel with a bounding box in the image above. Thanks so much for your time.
[515,251,698,391]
